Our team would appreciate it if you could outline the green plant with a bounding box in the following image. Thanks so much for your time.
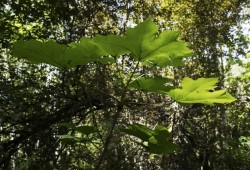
[11,19,236,169]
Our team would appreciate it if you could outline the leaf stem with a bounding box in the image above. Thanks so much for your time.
[94,59,140,169]
[94,103,123,170]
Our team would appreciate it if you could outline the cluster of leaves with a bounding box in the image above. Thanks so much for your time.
[11,20,236,157]
[0,0,250,169]
[12,20,192,68]
[12,20,235,105]
[120,124,178,154]
[1,0,249,169]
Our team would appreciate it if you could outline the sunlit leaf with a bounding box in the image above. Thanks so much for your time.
[93,34,129,56]
[97,57,116,64]
[64,37,107,67]
[118,19,158,60]
[167,77,236,105]
[12,20,192,68]
[12,40,68,68]
[118,19,193,66]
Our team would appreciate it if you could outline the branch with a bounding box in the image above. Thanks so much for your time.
[94,59,140,169]
[94,104,123,170]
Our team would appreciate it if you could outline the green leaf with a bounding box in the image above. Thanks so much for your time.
[118,19,193,66]
[57,122,95,135]
[146,125,179,154]
[93,34,129,56]
[64,37,107,67]
[119,19,159,60]
[167,77,236,105]
[12,40,68,68]
[120,123,178,154]
[153,125,171,139]
[129,76,173,93]
[12,20,192,68]
[148,136,179,154]
[96,56,116,64]
[74,126,95,136]
[142,40,193,66]
[12,38,116,69]
[141,29,193,66]
[120,123,153,141]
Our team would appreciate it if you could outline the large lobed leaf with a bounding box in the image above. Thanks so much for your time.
[113,20,193,66]
[12,19,192,68]
[12,38,118,69]
[167,77,236,105]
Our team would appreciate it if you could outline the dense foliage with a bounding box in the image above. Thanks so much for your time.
[0,0,250,170]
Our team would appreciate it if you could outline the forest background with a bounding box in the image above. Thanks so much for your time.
[0,0,250,169]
